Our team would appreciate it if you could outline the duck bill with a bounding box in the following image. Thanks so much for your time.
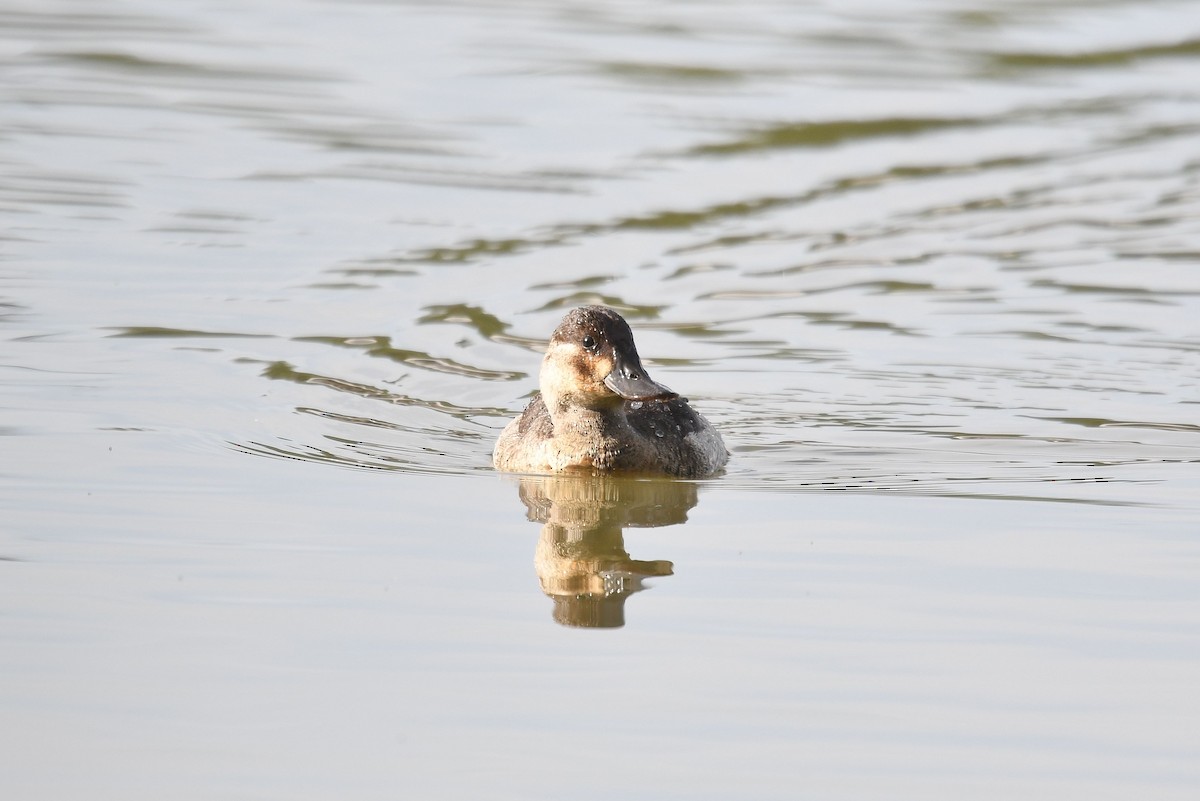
[603,356,677,401]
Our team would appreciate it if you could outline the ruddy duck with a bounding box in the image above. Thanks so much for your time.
[492,306,728,477]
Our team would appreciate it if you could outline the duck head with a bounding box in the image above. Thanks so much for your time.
[539,306,677,412]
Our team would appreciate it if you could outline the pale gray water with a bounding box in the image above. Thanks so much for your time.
[2,0,1199,798]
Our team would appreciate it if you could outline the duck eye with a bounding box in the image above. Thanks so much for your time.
[581,335,597,351]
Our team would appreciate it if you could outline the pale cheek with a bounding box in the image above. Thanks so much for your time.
[589,356,615,390]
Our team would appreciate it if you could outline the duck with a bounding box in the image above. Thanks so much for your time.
[492,305,728,477]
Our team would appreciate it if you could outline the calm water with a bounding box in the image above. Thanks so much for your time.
[3,0,1199,798]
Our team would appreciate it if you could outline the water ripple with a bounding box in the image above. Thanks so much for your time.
[5,0,1199,508]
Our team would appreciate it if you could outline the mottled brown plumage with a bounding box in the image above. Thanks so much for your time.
[493,306,728,477]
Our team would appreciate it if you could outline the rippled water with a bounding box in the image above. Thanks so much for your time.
[3,0,1199,798]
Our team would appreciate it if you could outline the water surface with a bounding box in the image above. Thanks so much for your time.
[2,0,1199,798]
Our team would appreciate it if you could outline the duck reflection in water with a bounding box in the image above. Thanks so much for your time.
[515,474,699,628]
